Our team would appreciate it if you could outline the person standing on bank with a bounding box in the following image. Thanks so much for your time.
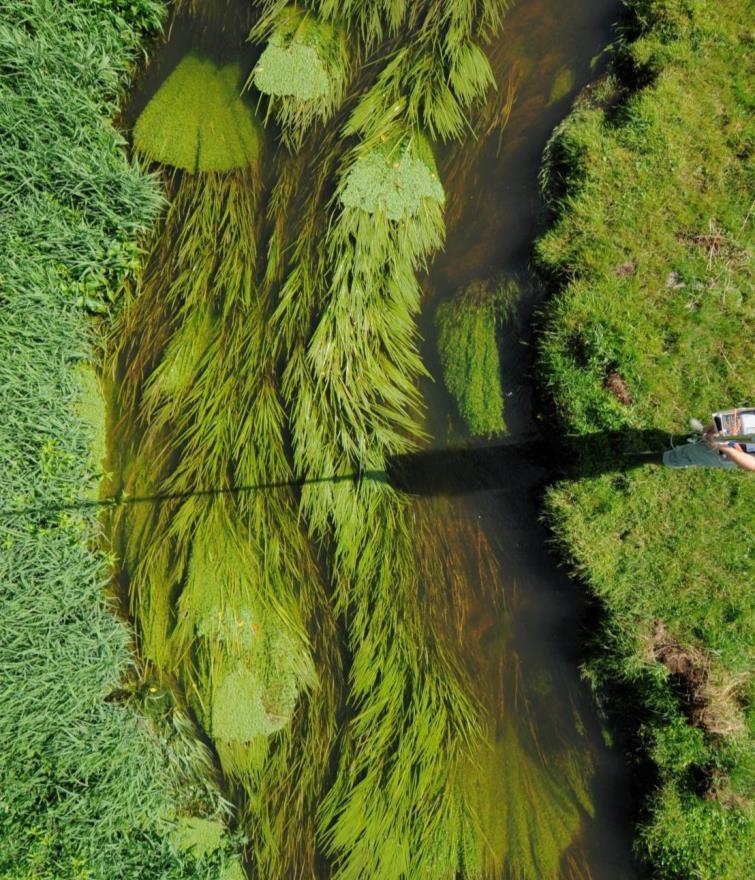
[663,408,755,471]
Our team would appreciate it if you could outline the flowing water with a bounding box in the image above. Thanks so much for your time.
[417,1,640,876]
[112,1,641,877]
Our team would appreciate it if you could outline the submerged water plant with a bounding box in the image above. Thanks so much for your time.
[271,121,482,878]
[134,53,263,172]
[249,5,349,145]
[435,276,519,437]
[114,34,344,876]
[113,2,516,878]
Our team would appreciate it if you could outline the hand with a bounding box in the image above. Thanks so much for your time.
[701,430,723,449]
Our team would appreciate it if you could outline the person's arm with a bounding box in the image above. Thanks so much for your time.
[717,443,755,472]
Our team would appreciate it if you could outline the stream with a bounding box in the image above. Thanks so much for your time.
[419,1,640,876]
[113,1,640,877]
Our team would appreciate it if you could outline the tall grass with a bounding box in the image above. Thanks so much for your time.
[0,0,244,877]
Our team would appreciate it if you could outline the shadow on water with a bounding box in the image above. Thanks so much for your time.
[0,431,679,519]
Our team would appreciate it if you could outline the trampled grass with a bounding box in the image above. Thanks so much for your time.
[536,0,754,876]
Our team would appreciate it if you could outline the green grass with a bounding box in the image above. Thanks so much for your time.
[0,1,243,878]
[536,1,754,876]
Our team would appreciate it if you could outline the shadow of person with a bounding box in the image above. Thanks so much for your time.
[0,430,687,519]
[387,429,680,496]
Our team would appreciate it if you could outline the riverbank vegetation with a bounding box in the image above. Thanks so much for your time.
[0,1,243,877]
[537,0,754,876]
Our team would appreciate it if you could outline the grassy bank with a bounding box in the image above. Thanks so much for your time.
[536,0,754,877]
[0,2,241,877]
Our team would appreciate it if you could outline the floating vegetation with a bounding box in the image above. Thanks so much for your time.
[340,133,444,220]
[250,5,349,144]
[436,277,519,437]
[134,54,263,172]
[548,64,576,105]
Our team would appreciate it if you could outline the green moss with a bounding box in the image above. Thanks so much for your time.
[256,42,329,100]
[252,10,332,101]
[212,660,298,742]
[340,134,444,221]
[547,64,576,105]
[219,860,246,880]
[435,278,518,437]
[148,305,216,397]
[134,53,263,172]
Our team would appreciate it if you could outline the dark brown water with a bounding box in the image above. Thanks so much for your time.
[415,0,642,877]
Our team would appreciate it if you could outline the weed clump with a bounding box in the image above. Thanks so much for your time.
[436,277,518,437]
[134,53,263,172]
[340,135,444,220]
[250,6,349,145]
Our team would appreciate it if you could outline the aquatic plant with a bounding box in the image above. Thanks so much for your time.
[134,53,263,172]
[269,116,491,877]
[256,3,510,873]
[340,133,444,220]
[467,724,594,879]
[115,41,345,874]
[336,1,502,143]
[113,1,512,877]
[435,277,519,437]
[249,5,349,145]
[310,0,504,57]
[548,64,576,105]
